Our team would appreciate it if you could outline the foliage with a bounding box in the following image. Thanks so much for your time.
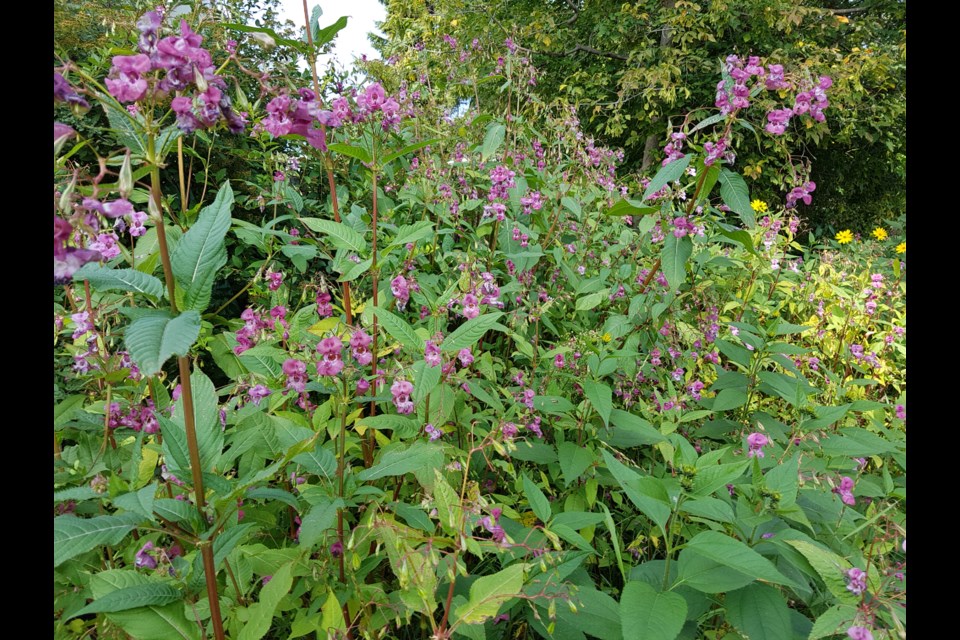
[54,3,905,640]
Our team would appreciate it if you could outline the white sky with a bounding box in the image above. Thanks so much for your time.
[275,0,386,66]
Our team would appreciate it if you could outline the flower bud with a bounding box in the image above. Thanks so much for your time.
[119,150,133,198]
[147,194,162,223]
[59,172,78,215]
[193,66,208,93]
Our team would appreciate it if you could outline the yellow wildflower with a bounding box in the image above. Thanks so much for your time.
[895,241,906,254]
[750,199,768,213]
[871,227,888,241]
[835,229,854,245]
[602,333,612,343]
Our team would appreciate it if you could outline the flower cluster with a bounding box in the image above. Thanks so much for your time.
[260,88,340,150]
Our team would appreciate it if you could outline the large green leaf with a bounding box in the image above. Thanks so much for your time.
[676,551,756,593]
[326,142,371,165]
[679,531,798,589]
[442,312,504,352]
[124,310,201,376]
[608,409,666,446]
[522,474,552,523]
[642,155,691,201]
[718,168,754,228]
[73,263,163,298]
[53,513,144,567]
[237,562,295,640]
[314,16,348,48]
[301,217,367,252]
[171,182,233,312]
[69,583,182,618]
[381,138,439,166]
[298,498,344,549]
[557,442,596,485]
[661,234,693,291]
[112,483,158,522]
[619,581,687,640]
[372,306,424,353]
[582,379,613,427]
[724,583,792,640]
[601,450,670,533]
[170,370,222,475]
[481,122,506,162]
[454,563,526,625]
[357,441,443,481]
[88,570,200,640]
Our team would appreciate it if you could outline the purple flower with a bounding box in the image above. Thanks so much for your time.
[316,291,333,317]
[391,379,414,414]
[845,567,867,596]
[424,423,443,441]
[135,542,158,569]
[266,270,283,291]
[457,348,474,367]
[846,627,873,640]
[554,353,565,368]
[501,422,518,439]
[746,432,770,458]
[330,541,343,557]
[425,340,442,367]
[356,378,370,394]
[834,476,856,506]
[895,404,906,420]
[350,330,373,366]
[283,358,308,393]
[316,337,344,377]
[53,72,90,109]
[391,274,410,310]
[248,384,271,406]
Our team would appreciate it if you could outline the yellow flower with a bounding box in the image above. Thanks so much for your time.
[602,332,612,343]
[835,229,854,245]
[872,227,888,241]
[895,241,906,254]
[750,199,768,213]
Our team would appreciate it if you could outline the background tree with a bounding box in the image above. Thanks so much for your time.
[378,0,905,231]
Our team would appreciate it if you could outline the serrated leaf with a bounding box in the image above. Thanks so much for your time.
[661,234,692,290]
[284,185,304,212]
[643,155,691,201]
[716,227,759,257]
[381,138,439,165]
[808,603,859,640]
[582,380,613,427]
[298,498,344,549]
[357,441,442,481]
[170,370,222,475]
[481,123,506,162]
[113,483,157,522]
[718,169,754,228]
[390,220,435,248]
[607,199,656,217]
[237,561,294,640]
[73,263,163,298]
[224,22,307,53]
[454,563,526,625]
[171,182,233,312]
[575,292,606,311]
[337,257,373,282]
[557,442,595,485]
[522,475,552,523]
[680,531,798,589]
[372,306,424,352]
[620,581,687,640]
[301,217,366,252]
[327,142,370,164]
[601,450,670,533]
[314,15,348,48]
[124,310,201,377]
[442,312,503,352]
[561,196,581,216]
[53,513,144,567]
[88,570,200,640]
[69,583,182,618]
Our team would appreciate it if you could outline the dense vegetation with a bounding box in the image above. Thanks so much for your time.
[54,2,905,639]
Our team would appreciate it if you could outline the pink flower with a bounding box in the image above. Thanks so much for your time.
[457,348,474,367]
[847,626,873,640]
[834,476,856,506]
[746,432,770,458]
[316,337,344,376]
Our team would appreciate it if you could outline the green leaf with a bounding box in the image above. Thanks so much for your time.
[381,138,439,165]
[88,570,200,640]
[72,263,163,298]
[643,155,691,201]
[551,511,606,530]
[413,360,442,405]
[575,292,606,311]
[224,22,307,53]
[55,395,86,429]
[522,474,552,523]
[808,603,859,640]
[679,497,734,523]
[152,498,196,526]
[718,168,754,228]
[237,562,295,640]
[561,196,582,216]
[442,312,504,352]
[454,563,526,625]
[124,310,201,377]
[481,123,506,162]
[680,531,798,589]
[53,513,143,567]
[620,581,687,640]
[819,428,899,457]
[357,441,443,481]
[292,446,337,481]
[661,234,692,290]
[390,220,435,248]
[301,217,367,252]
[676,551,756,593]
[113,483,157,522]
[327,141,371,164]
[534,395,576,414]
[582,380,613,427]
[314,15,348,48]
[170,370,222,475]
[284,185,304,213]
[337,257,373,282]
[298,498,344,549]
[724,583,792,640]
[607,199,657,217]
[608,409,666,446]
[715,227,759,257]
[601,450,670,533]
[558,442,595,485]
[354,414,418,437]
[69,583,182,618]
[711,388,748,412]
[171,182,233,312]
[372,306,425,353]
[563,587,622,639]
[784,540,857,604]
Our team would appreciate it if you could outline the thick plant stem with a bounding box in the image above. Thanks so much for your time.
[150,137,225,640]
[366,166,379,467]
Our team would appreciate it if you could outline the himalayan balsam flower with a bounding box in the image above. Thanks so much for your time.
[457,348,474,367]
[424,340,442,367]
[847,627,873,640]
[391,379,414,414]
[424,423,442,441]
[746,432,770,458]
[316,337,344,376]
[350,330,373,366]
[845,567,867,596]
[135,542,158,569]
[248,384,271,406]
[834,476,856,506]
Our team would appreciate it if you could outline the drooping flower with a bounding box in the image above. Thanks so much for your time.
[845,567,868,596]
[457,348,474,367]
[846,627,873,640]
[391,379,414,414]
[316,336,344,377]
[746,432,770,458]
[833,476,856,506]
[135,541,158,569]
[248,384,271,407]
[350,329,373,366]
[424,340,442,367]
[424,423,443,441]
